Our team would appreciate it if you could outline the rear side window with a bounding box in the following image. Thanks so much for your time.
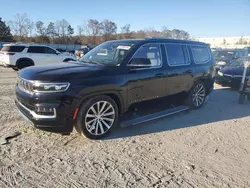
[165,44,189,66]
[1,46,25,52]
[27,46,45,53]
[191,46,210,64]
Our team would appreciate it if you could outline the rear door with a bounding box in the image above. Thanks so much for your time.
[164,43,193,95]
[27,46,46,65]
[27,46,61,65]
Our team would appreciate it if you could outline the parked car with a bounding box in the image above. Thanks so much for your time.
[15,38,214,139]
[215,58,249,88]
[213,49,245,72]
[0,43,76,70]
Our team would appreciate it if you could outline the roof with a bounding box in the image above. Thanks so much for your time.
[107,38,209,46]
[3,42,51,47]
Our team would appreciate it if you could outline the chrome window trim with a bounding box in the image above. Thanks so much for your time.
[164,43,191,67]
[190,45,212,64]
[127,43,163,70]
[16,98,57,119]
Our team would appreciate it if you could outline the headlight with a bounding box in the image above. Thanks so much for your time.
[218,71,223,76]
[33,82,70,93]
[217,61,227,66]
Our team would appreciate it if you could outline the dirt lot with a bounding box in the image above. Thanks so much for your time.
[0,67,250,188]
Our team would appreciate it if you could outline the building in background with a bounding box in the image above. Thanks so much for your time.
[196,36,250,49]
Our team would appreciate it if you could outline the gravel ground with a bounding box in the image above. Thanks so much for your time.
[0,67,250,188]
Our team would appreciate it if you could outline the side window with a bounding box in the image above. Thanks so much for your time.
[165,44,188,66]
[27,46,45,54]
[191,46,210,64]
[44,47,57,54]
[130,44,162,68]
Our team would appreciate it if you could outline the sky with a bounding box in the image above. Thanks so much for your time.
[0,0,250,37]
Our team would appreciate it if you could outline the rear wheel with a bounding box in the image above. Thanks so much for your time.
[75,95,119,139]
[186,81,206,109]
[16,60,33,69]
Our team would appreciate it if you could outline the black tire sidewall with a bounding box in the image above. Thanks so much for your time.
[75,95,119,139]
[186,81,206,109]
[17,60,33,69]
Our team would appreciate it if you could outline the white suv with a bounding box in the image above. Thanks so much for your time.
[0,43,76,70]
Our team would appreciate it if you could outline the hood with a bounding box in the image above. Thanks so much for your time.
[214,57,231,63]
[18,62,115,82]
[220,66,250,76]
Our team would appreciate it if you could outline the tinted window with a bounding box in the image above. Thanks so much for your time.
[27,46,45,53]
[165,44,187,66]
[131,44,162,67]
[44,47,56,54]
[191,46,210,64]
[1,46,26,52]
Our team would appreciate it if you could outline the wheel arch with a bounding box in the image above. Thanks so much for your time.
[74,90,125,115]
[16,58,35,66]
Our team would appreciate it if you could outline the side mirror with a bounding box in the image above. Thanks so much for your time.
[56,52,61,55]
[127,58,151,68]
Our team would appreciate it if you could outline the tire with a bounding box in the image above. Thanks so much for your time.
[75,95,119,139]
[12,67,19,71]
[185,81,206,109]
[239,94,245,104]
[17,60,33,69]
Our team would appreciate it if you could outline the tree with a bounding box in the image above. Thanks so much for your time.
[8,13,31,40]
[120,24,132,39]
[77,25,84,36]
[161,26,172,38]
[47,22,56,42]
[179,30,190,40]
[36,21,45,36]
[54,19,69,43]
[87,19,103,44]
[101,19,117,41]
[0,17,13,41]
[67,25,74,37]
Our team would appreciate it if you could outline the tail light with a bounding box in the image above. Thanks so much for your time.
[6,52,15,55]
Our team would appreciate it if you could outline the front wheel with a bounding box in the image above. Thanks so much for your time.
[186,81,206,109]
[75,95,119,139]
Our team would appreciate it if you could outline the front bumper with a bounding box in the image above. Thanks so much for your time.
[215,75,242,87]
[15,86,75,133]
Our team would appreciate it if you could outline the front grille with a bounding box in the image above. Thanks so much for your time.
[17,77,34,94]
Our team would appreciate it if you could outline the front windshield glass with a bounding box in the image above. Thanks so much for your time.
[213,51,234,59]
[79,41,135,66]
[227,59,244,67]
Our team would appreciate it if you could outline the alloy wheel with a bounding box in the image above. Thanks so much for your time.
[85,101,115,135]
[192,84,205,107]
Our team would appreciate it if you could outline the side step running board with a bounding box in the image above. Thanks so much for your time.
[120,105,190,127]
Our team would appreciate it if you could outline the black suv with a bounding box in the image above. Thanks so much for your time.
[15,38,214,139]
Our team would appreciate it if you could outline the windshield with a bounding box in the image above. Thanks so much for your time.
[79,41,135,66]
[227,59,244,67]
[213,51,234,59]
